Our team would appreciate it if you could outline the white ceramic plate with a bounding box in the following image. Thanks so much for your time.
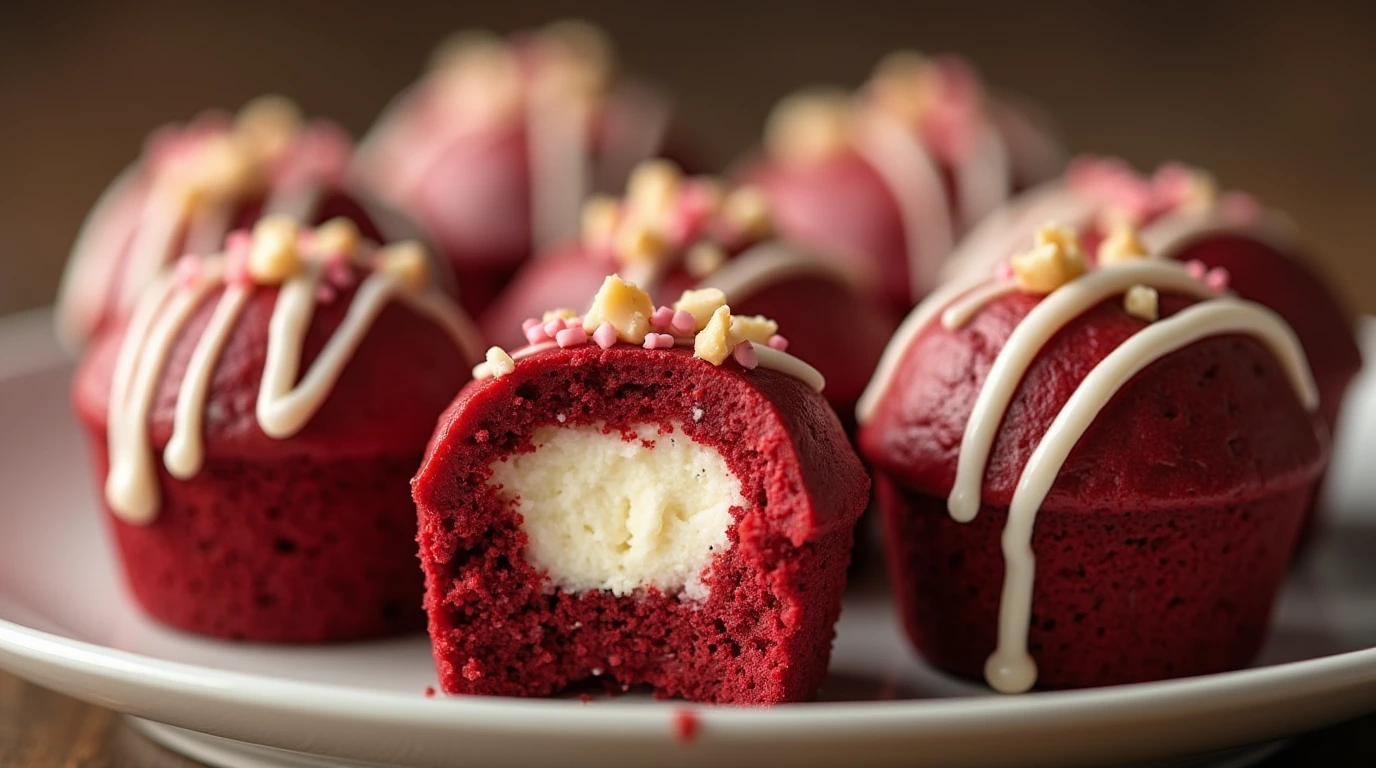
[1,308,1375,768]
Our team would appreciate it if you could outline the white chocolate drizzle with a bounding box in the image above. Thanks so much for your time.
[697,241,859,303]
[954,121,1012,232]
[852,112,953,301]
[105,244,482,525]
[858,248,1319,694]
[986,297,1317,693]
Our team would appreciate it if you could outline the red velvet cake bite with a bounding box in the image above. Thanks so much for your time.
[942,156,1361,440]
[482,159,897,420]
[57,96,422,351]
[857,223,1327,692]
[72,218,483,642]
[737,51,1064,311]
[353,20,684,314]
[413,277,869,703]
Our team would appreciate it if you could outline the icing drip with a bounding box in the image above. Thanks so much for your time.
[165,284,251,478]
[853,112,953,300]
[105,234,480,525]
[527,91,593,250]
[940,281,1017,330]
[954,121,1011,232]
[106,274,216,523]
[987,298,1317,693]
[697,242,857,303]
[56,167,145,350]
[947,261,1219,523]
[1140,206,1300,261]
[118,194,194,312]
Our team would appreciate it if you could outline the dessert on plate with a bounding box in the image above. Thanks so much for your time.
[413,277,869,703]
[942,156,1362,440]
[736,51,1064,312]
[71,218,482,642]
[481,159,897,420]
[353,20,686,314]
[857,223,1326,692]
[56,96,421,351]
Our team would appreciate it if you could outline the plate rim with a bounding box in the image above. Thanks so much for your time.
[5,306,1376,760]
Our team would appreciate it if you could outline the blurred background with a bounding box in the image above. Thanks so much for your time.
[1,0,1373,317]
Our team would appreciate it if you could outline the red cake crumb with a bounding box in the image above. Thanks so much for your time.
[579,693,594,704]
[672,709,701,745]
[424,686,437,698]
[413,343,868,703]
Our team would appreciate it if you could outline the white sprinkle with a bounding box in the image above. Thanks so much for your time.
[692,406,704,422]
[556,413,567,423]
[591,667,604,676]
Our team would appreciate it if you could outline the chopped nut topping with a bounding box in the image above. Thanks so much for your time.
[1123,284,1160,322]
[542,308,579,322]
[722,186,772,240]
[672,288,728,332]
[612,219,666,265]
[247,215,302,284]
[625,159,682,223]
[1096,223,1149,266]
[581,195,621,249]
[313,218,362,261]
[377,241,430,289]
[233,95,303,164]
[1009,223,1088,294]
[582,275,655,344]
[485,346,516,378]
[868,50,943,125]
[764,88,855,165]
[694,305,734,365]
[685,242,727,278]
[729,314,779,345]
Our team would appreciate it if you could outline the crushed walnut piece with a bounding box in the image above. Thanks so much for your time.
[1009,223,1088,294]
[247,215,302,283]
[694,305,735,365]
[764,88,855,165]
[729,315,779,345]
[581,275,655,344]
[867,50,943,125]
[313,218,362,261]
[1097,223,1149,266]
[377,241,430,289]
[485,346,516,378]
[672,288,728,332]
[1123,285,1160,322]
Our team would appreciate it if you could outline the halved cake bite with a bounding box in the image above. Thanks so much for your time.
[412,277,869,703]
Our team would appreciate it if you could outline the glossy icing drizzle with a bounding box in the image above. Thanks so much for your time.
[858,235,1318,694]
[105,225,482,525]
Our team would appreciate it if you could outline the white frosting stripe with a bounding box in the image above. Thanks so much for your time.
[985,298,1318,694]
[941,281,1017,330]
[954,122,1011,232]
[1140,208,1301,261]
[56,166,145,350]
[527,94,592,251]
[853,112,953,301]
[856,275,990,424]
[947,261,1217,523]
[164,284,251,479]
[118,194,191,312]
[106,276,217,523]
[698,242,859,303]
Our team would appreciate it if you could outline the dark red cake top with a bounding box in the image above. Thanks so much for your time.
[941,156,1363,409]
[73,218,482,525]
[56,96,418,350]
[858,222,1327,514]
[738,50,1064,306]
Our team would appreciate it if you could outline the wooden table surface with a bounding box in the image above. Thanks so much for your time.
[2,1,1375,765]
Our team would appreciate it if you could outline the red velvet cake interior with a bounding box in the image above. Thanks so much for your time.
[413,278,869,702]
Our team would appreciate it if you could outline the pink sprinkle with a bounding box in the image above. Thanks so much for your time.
[1220,191,1261,224]
[995,261,1015,281]
[525,324,551,345]
[651,306,676,331]
[644,333,675,350]
[670,310,697,336]
[1185,260,1208,280]
[226,229,253,259]
[556,327,588,348]
[1152,162,1196,206]
[315,283,337,304]
[732,342,758,369]
[593,322,618,349]
[767,334,789,351]
[544,317,566,337]
[1205,267,1231,292]
[173,255,202,288]
[325,259,355,288]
